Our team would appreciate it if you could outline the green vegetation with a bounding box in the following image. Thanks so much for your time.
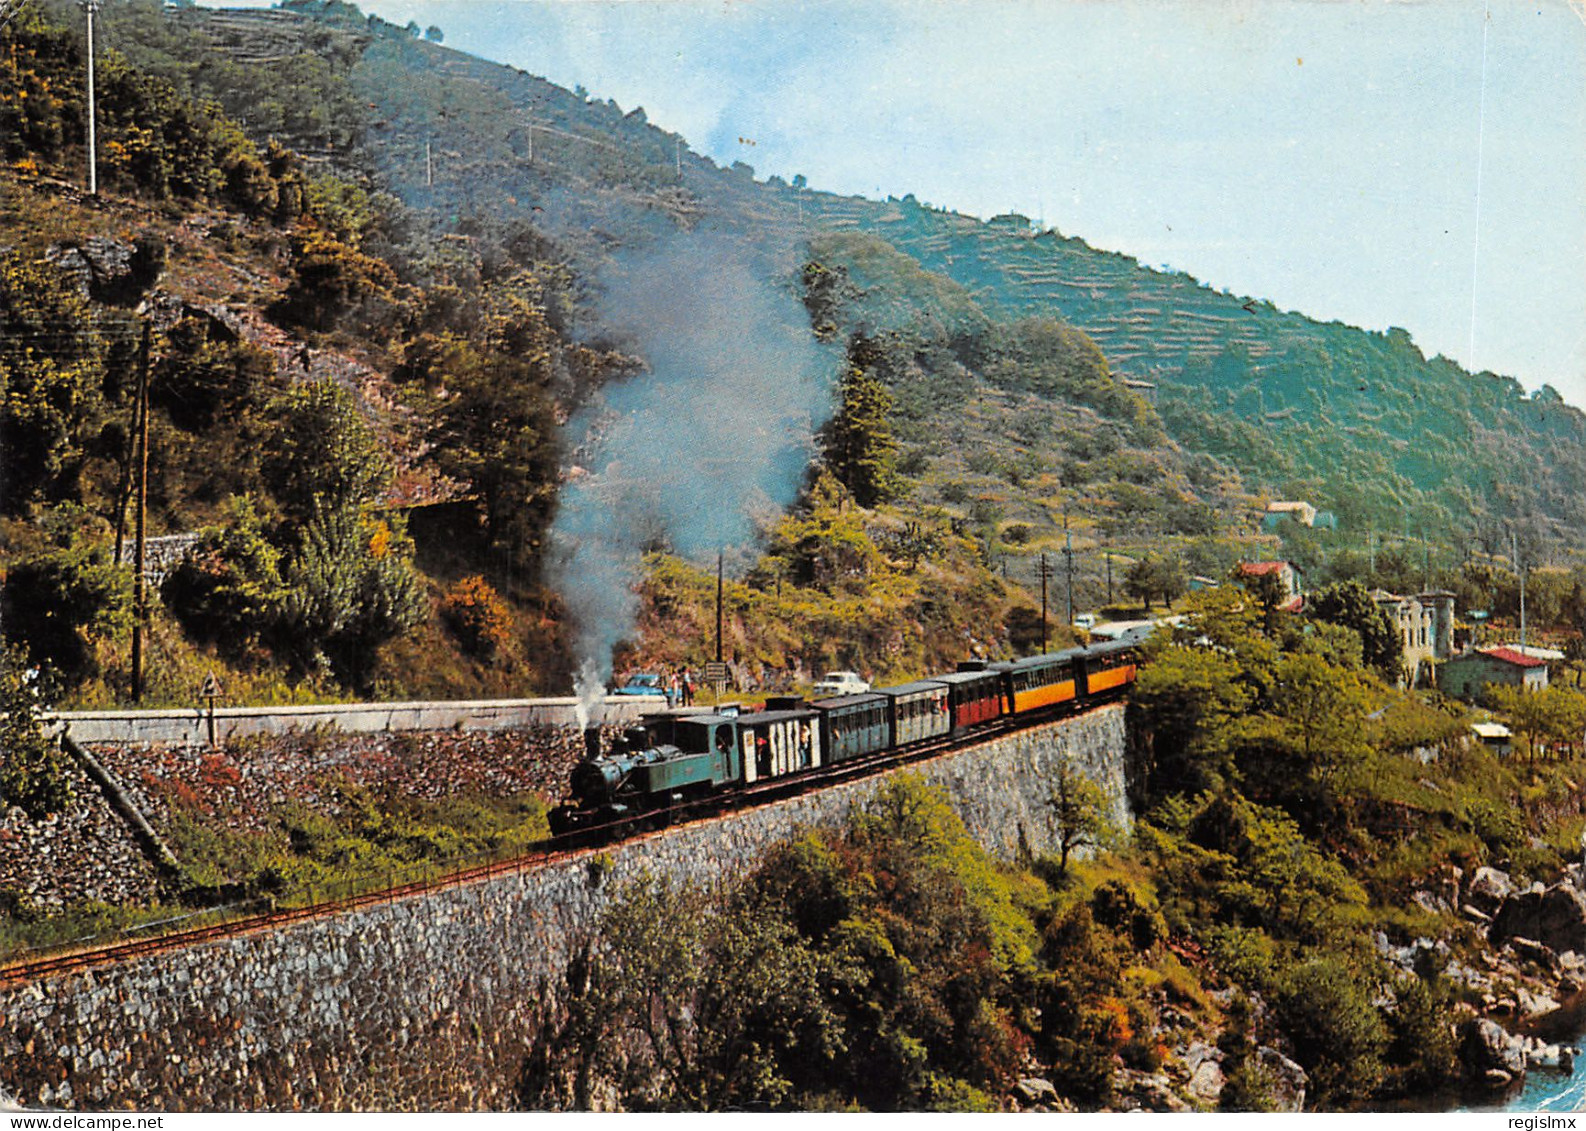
[522,775,1174,1111]
[620,473,1059,685]
[0,642,73,819]
[1130,582,1586,1107]
[164,775,550,905]
[0,0,629,706]
[0,769,552,958]
[540,574,1586,1111]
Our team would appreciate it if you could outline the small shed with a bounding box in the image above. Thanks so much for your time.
[1470,721,1514,758]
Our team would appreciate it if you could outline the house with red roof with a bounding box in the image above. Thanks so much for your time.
[1436,645,1550,701]
[1234,560,1304,612]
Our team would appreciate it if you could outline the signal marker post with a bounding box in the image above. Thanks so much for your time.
[200,671,223,746]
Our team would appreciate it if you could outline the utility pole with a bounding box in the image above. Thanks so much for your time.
[83,0,100,195]
[131,322,151,702]
[1512,530,1526,651]
[1038,553,1051,654]
[425,137,433,187]
[1105,552,1113,605]
[715,549,724,664]
[1063,516,1075,626]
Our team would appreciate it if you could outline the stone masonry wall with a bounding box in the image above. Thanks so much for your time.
[3,725,602,910]
[0,705,1127,1111]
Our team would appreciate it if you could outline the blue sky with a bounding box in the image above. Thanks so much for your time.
[231,0,1586,405]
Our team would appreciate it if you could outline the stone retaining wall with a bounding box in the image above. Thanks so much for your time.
[4,724,604,909]
[0,706,1127,1111]
[52,695,662,747]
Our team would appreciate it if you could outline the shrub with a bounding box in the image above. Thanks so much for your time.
[161,496,288,656]
[1272,956,1388,1107]
[0,537,130,687]
[440,575,513,659]
[0,643,73,819]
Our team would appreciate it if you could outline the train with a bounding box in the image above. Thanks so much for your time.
[547,634,1149,834]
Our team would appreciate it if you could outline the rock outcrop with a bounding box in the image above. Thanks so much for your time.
[1490,882,1586,956]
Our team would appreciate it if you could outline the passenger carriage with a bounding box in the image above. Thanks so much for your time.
[994,650,1081,714]
[1077,638,1140,698]
[934,668,1004,733]
[878,680,951,746]
[738,706,823,783]
[810,691,891,763]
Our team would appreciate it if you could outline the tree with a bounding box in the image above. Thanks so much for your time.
[257,381,425,689]
[160,495,289,656]
[1123,553,1186,609]
[1489,684,1586,760]
[276,230,398,331]
[0,536,131,688]
[1131,644,1255,801]
[1048,764,1115,875]
[1268,653,1373,778]
[1273,957,1388,1107]
[418,336,560,569]
[278,500,426,691]
[819,338,900,507]
[1235,565,1292,635]
[154,317,276,431]
[0,252,111,514]
[261,379,391,527]
[522,874,837,1111]
[0,642,73,820]
[1307,580,1399,677]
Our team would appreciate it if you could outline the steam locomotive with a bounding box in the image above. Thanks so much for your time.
[548,634,1147,835]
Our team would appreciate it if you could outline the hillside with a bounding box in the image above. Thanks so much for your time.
[92,0,1586,552]
[115,1,1586,561]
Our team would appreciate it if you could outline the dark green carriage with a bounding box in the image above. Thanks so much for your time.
[810,692,890,764]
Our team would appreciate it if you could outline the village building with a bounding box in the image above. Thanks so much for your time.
[1470,721,1515,758]
[1261,500,1317,531]
[1371,589,1456,685]
[1436,646,1550,701]
[1234,560,1304,611]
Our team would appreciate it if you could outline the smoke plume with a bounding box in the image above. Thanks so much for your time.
[549,232,838,724]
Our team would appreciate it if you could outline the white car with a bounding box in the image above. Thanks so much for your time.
[812,670,871,697]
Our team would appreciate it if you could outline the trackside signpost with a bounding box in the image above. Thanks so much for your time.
[200,670,223,746]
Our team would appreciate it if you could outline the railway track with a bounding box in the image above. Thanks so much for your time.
[0,699,1114,988]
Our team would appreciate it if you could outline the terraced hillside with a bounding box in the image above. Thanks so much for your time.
[82,0,1586,559]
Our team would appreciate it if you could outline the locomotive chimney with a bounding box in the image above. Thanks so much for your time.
[583,725,602,763]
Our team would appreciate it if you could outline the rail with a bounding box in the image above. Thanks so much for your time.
[0,697,1121,986]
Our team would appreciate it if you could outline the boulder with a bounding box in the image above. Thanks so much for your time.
[1468,866,1515,915]
[1256,1048,1307,1113]
[1491,883,1586,955]
[1460,1018,1528,1082]
[1507,935,1558,970]
[1013,1077,1058,1107]
[1186,1059,1226,1104]
[1524,1040,1574,1071]
[1412,889,1450,915]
